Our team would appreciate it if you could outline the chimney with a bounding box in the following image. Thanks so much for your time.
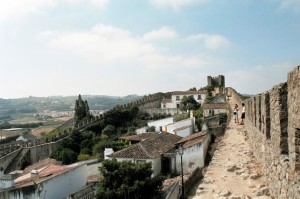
[31,170,39,178]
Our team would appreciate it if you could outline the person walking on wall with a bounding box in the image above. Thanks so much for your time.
[233,104,239,123]
[240,103,245,125]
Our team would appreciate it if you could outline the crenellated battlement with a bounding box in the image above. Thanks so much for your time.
[240,66,300,198]
[207,75,225,88]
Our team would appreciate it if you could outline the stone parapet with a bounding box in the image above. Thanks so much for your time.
[245,66,300,199]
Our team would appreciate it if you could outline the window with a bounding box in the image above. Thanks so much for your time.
[136,160,146,164]
[198,95,202,100]
[176,96,180,101]
[177,104,180,108]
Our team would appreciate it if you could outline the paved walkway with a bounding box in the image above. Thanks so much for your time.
[188,98,272,199]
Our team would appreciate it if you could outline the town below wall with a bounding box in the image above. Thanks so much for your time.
[235,66,300,199]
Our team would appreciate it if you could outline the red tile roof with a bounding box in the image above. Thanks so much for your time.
[119,132,159,142]
[14,164,72,188]
[22,158,61,174]
[109,132,182,159]
[177,132,208,148]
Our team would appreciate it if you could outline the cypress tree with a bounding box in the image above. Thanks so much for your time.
[74,94,90,125]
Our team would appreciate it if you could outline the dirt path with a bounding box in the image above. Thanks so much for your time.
[188,98,272,199]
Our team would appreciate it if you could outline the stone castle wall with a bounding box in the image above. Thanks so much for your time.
[29,141,61,163]
[240,66,300,198]
[207,75,225,88]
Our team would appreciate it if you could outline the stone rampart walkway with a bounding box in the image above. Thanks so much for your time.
[188,98,272,199]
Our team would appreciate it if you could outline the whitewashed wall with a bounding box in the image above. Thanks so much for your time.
[148,117,174,132]
[135,126,148,134]
[171,94,207,107]
[38,164,87,199]
[204,108,227,117]
[164,118,194,136]
[175,134,211,175]
[151,157,161,176]
[174,126,191,137]
[4,164,88,199]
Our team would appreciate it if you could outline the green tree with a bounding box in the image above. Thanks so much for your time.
[180,96,200,112]
[77,153,91,161]
[93,140,128,160]
[84,100,90,117]
[51,148,77,164]
[193,109,203,131]
[74,94,90,125]
[189,87,197,91]
[97,159,164,199]
[102,125,115,135]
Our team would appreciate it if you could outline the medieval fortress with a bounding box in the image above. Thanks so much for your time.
[0,66,300,198]
[243,66,300,198]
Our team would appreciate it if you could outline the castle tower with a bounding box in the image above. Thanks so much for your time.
[207,75,225,88]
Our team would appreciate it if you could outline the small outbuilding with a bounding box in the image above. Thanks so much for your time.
[16,134,37,142]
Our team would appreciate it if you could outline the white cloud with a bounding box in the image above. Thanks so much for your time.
[150,0,207,10]
[226,61,295,95]
[40,30,54,37]
[143,26,177,41]
[278,0,300,13]
[89,0,109,8]
[66,0,109,8]
[0,0,109,23]
[48,24,155,63]
[186,33,230,50]
[42,24,212,69]
[0,0,58,22]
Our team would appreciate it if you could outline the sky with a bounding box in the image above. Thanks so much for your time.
[0,0,300,99]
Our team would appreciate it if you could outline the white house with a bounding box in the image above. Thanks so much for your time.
[163,117,195,137]
[175,132,211,175]
[161,90,208,109]
[0,159,100,199]
[147,117,174,133]
[135,117,174,134]
[203,103,229,118]
[136,112,196,137]
[108,132,182,176]
[16,134,37,142]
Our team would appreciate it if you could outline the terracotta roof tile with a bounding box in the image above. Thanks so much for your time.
[109,133,182,159]
[177,132,208,148]
[14,164,72,188]
[119,132,159,142]
[22,158,61,174]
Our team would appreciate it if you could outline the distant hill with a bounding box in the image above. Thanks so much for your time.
[0,95,142,122]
